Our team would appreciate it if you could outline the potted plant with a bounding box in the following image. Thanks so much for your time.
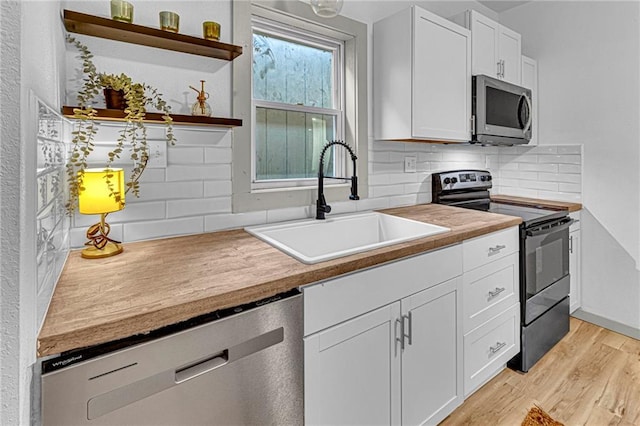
[65,35,176,213]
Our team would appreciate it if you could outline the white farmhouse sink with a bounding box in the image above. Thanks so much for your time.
[245,212,450,264]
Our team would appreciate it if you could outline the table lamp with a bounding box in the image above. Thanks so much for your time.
[78,168,125,259]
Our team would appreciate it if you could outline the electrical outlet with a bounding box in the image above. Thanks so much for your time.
[146,141,167,168]
[404,156,417,173]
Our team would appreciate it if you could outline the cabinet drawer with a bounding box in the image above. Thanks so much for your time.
[463,303,520,396]
[303,244,462,337]
[463,253,519,333]
[463,227,519,272]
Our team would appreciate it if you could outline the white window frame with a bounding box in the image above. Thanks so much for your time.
[232,0,368,213]
[251,17,346,190]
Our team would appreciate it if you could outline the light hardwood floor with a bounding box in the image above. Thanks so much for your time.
[441,317,640,426]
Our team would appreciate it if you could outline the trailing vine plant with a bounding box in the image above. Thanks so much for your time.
[66,35,176,214]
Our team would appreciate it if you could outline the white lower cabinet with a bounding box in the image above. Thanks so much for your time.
[401,278,463,426]
[305,277,462,426]
[463,303,520,396]
[569,212,582,313]
[462,227,520,396]
[304,303,401,425]
[304,246,463,426]
[304,227,523,424]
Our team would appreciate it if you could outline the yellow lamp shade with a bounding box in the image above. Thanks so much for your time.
[78,168,125,214]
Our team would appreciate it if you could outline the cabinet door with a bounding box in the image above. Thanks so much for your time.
[305,303,401,426]
[521,56,538,145]
[401,277,463,426]
[498,26,522,84]
[412,7,471,141]
[469,11,499,78]
[569,230,581,313]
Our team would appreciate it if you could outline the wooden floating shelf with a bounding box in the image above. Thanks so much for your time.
[62,106,243,128]
[63,10,243,61]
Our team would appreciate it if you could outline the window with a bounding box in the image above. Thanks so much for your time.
[232,0,367,212]
[252,19,344,188]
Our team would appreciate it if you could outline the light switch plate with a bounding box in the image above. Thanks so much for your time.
[404,156,417,173]
[146,141,167,168]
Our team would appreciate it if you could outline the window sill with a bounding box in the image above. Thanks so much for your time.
[251,182,349,194]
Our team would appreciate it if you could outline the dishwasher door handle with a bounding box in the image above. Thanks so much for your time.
[175,350,229,384]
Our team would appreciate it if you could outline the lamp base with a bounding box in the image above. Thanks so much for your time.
[81,241,123,259]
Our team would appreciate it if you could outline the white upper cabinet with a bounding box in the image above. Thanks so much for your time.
[374,6,471,142]
[521,55,538,145]
[453,10,522,85]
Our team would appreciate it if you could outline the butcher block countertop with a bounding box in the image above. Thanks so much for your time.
[491,195,582,212]
[38,204,522,357]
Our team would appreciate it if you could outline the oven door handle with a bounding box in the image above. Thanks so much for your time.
[526,218,574,237]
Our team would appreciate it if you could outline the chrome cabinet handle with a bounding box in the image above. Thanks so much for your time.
[395,317,405,352]
[501,60,506,78]
[489,341,507,355]
[488,244,506,255]
[497,60,502,78]
[569,235,573,254]
[404,312,413,346]
[488,287,506,299]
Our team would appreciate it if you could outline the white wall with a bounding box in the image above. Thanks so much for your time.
[500,1,640,330]
[0,1,66,424]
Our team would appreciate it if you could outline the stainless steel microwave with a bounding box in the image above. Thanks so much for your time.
[472,75,532,145]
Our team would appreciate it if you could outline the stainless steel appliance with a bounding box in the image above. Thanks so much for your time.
[432,170,573,372]
[472,75,532,145]
[42,290,303,425]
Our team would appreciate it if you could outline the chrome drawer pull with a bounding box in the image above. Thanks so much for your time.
[488,287,506,299]
[488,244,506,255]
[489,341,507,355]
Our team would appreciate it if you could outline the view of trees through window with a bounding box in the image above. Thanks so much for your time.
[253,29,341,182]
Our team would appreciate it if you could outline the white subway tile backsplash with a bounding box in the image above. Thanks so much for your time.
[139,168,166,183]
[388,194,417,208]
[167,197,232,218]
[537,173,581,184]
[559,164,582,174]
[371,141,406,152]
[529,146,558,154]
[266,206,312,223]
[370,184,405,198]
[372,162,404,174]
[500,154,539,163]
[355,197,390,211]
[537,191,582,202]
[205,210,267,232]
[166,164,231,181]
[386,173,419,184]
[518,163,558,173]
[168,147,205,165]
[133,181,204,201]
[538,154,581,164]
[204,181,232,197]
[500,170,538,180]
[204,147,233,164]
[124,217,204,241]
[174,127,232,147]
[324,200,358,216]
[559,182,582,193]
[497,186,540,198]
[518,180,559,192]
[417,152,442,162]
[557,145,582,155]
[369,150,391,163]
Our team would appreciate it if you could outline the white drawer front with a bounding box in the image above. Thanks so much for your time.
[463,253,519,333]
[463,303,520,396]
[303,244,462,336]
[463,227,519,272]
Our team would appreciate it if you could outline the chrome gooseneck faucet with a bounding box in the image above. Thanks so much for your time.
[316,140,359,220]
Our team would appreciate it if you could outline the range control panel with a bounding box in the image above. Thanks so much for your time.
[432,170,493,193]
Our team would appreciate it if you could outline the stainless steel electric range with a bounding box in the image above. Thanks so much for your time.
[432,170,574,372]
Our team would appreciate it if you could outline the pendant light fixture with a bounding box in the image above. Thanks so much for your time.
[310,0,343,18]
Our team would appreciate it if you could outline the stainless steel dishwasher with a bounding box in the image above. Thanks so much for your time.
[42,290,303,425]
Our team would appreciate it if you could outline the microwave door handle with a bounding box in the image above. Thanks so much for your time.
[523,93,533,133]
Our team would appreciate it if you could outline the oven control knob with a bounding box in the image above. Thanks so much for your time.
[451,177,458,184]
[480,175,487,181]
[443,177,451,185]
[487,175,492,181]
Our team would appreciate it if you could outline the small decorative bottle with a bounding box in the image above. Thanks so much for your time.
[189,80,212,117]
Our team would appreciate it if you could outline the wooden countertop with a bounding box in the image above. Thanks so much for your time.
[491,195,582,212]
[38,204,521,357]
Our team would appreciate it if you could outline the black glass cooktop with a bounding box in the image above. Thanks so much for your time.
[488,202,567,227]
